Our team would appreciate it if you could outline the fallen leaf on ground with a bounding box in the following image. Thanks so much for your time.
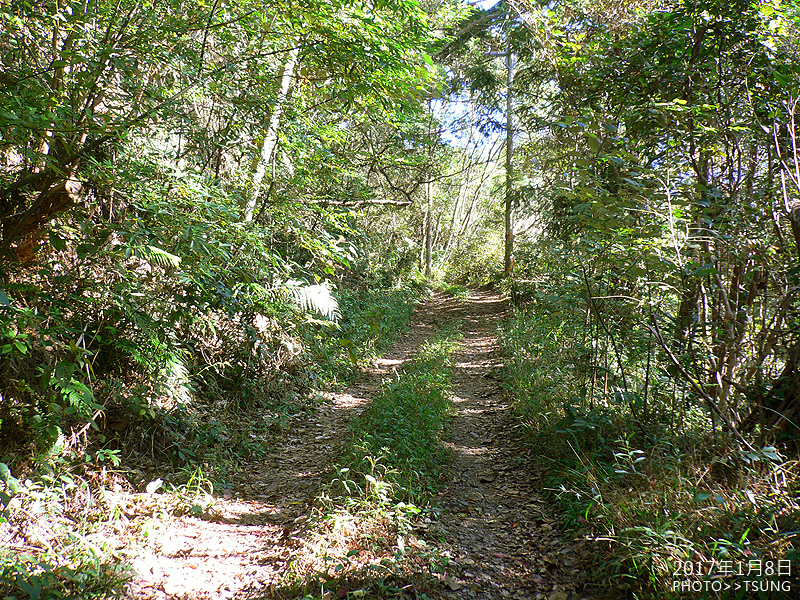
[480,471,499,483]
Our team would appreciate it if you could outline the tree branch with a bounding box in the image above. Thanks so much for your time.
[647,316,755,451]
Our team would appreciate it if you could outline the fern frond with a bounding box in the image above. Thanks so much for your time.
[143,245,182,268]
[288,282,341,321]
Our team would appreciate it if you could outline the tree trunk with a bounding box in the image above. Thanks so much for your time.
[424,180,432,278]
[503,51,515,278]
[773,97,800,263]
[244,46,299,222]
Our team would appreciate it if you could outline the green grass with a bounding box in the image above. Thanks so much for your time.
[308,282,428,385]
[0,280,428,600]
[339,322,461,504]
[437,282,472,301]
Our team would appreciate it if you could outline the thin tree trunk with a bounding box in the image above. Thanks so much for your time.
[443,110,477,255]
[419,212,426,272]
[424,180,432,277]
[773,97,800,262]
[244,46,299,222]
[503,51,515,277]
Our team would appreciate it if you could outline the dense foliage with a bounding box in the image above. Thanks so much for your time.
[496,0,800,596]
[0,0,452,595]
[0,0,448,456]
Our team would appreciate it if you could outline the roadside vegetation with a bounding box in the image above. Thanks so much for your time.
[0,0,445,594]
[487,0,800,596]
[0,274,424,600]
[500,242,800,599]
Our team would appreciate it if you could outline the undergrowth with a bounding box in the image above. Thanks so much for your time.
[500,289,800,600]
[310,280,427,385]
[276,322,462,599]
[0,457,132,599]
[338,321,460,503]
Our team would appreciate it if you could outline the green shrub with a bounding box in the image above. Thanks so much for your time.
[501,292,800,599]
[0,462,131,599]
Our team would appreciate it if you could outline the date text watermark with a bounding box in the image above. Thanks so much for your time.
[672,559,794,594]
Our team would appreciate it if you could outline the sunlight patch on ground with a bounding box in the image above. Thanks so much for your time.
[456,339,494,353]
[374,357,403,367]
[454,360,492,370]
[290,470,320,479]
[450,444,489,457]
[319,390,368,408]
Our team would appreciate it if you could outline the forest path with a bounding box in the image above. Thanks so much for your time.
[122,290,590,600]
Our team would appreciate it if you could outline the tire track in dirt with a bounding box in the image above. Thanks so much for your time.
[122,290,594,599]
[122,293,456,600]
[435,289,593,600]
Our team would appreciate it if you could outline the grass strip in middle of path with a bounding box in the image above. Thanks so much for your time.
[341,321,461,504]
[277,321,462,599]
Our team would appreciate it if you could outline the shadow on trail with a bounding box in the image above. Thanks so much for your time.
[233,293,464,600]
[123,366,381,598]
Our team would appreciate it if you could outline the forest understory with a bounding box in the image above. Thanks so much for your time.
[3,283,799,600]
[2,290,593,600]
[108,290,592,600]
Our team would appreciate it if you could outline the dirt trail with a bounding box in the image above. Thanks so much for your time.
[122,290,591,600]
